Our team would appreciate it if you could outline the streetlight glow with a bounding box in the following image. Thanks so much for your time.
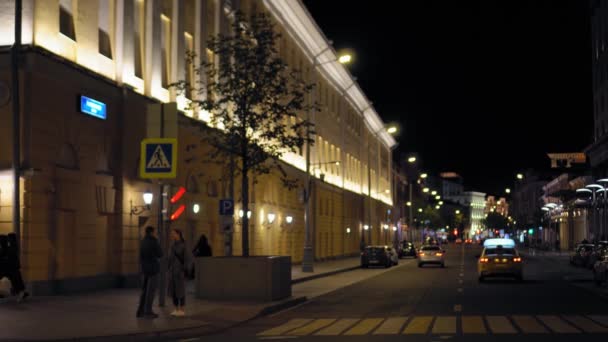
[420,173,428,179]
[431,190,437,196]
[406,201,412,206]
[517,173,524,180]
[142,191,154,205]
[506,188,511,194]
[423,188,430,193]
[387,126,398,134]
[435,195,441,200]
[408,156,417,163]
[338,54,352,64]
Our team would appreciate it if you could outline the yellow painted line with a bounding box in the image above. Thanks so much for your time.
[257,318,314,336]
[486,316,517,334]
[537,315,580,334]
[403,316,433,334]
[314,319,360,336]
[432,316,457,334]
[462,316,486,334]
[343,318,384,335]
[589,315,608,327]
[511,315,548,334]
[289,319,337,336]
[373,317,408,335]
[563,315,608,333]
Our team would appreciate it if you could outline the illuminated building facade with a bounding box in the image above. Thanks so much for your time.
[0,0,396,294]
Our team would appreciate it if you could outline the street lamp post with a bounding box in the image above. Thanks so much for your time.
[302,45,352,273]
[586,184,604,241]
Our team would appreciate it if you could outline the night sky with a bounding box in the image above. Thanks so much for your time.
[302,0,593,196]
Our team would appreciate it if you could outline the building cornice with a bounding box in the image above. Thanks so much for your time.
[264,0,397,149]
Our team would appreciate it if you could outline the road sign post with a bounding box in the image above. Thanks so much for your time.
[140,138,177,307]
[219,199,234,255]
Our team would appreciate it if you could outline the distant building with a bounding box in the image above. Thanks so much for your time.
[485,196,509,217]
[440,172,464,201]
[453,191,486,237]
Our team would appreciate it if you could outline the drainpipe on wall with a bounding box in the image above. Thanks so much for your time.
[12,0,22,243]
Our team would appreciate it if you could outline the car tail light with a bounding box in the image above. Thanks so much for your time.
[419,252,425,256]
[513,257,522,263]
[436,253,443,256]
[480,257,489,263]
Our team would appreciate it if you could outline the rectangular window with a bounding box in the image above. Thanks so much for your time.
[161,14,171,88]
[99,0,113,59]
[134,0,144,78]
[59,0,76,41]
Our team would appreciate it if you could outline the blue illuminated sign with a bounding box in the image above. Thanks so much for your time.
[80,95,107,119]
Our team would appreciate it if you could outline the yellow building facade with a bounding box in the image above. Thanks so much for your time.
[0,0,396,294]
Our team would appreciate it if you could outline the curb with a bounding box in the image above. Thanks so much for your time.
[291,265,361,284]
[567,280,608,301]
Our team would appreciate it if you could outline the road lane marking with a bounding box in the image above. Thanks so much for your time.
[257,318,314,336]
[563,315,608,333]
[537,315,580,334]
[343,318,384,335]
[314,318,360,336]
[432,316,457,334]
[403,316,433,334]
[453,304,462,312]
[373,317,408,335]
[486,316,517,334]
[589,315,608,327]
[289,319,336,336]
[462,316,486,334]
[511,315,548,333]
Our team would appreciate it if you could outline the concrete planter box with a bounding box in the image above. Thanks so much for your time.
[195,256,291,301]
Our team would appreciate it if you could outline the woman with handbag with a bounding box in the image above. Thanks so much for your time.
[168,228,188,317]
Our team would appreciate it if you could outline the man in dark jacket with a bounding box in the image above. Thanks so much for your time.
[137,226,163,319]
[7,233,28,301]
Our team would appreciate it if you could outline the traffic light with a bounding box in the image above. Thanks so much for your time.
[170,186,186,221]
[528,228,534,235]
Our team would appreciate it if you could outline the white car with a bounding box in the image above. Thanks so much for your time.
[418,245,445,268]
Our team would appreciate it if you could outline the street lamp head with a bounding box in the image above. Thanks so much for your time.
[423,188,430,193]
[142,191,154,206]
[338,54,352,64]
[517,173,524,180]
[408,156,417,163]
[418,208,423,213]
[406,201,412,206]
[435,195,441,200]
[505,188,511,194]
[387,126,398,134]
[431,190,437,196]
[420,173,428,179]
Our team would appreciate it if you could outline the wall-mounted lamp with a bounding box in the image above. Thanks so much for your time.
[392,226,397,231]
[346,227,351,234]
[131,191,153,215]
[265,212,276,227]
[238,209,252,219]
[363,224,370,230]
[192,203,200,214]
[281,215,294,228]
[383,224,389,230]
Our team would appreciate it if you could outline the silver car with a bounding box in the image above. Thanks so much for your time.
[418,245,446,268]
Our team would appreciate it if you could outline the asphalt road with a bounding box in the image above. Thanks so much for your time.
[188,243,608,342]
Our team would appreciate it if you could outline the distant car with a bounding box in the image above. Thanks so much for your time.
[455,238,463,244]
[418,245,446,268]
[570,244,595,267]
[361,246,392,268]
[400,241,417,258]
[465,239,473,244]
[593,246,608,286]
[478,238,523,282]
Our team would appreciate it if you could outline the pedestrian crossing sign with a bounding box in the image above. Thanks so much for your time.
[140,138,178,179]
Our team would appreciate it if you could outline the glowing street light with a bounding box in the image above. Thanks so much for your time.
[338,54,352,64]
[418,208,423,213]
[506,188,511,194]
[406,201,412,206]
[408,156,417,163]
[423,188,430,193]
[431,190,437,196]
[420,173,428,179]
[517,173,524,180]
[387,126,398,134]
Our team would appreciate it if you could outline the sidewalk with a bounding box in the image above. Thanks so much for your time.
[0,256,379,341]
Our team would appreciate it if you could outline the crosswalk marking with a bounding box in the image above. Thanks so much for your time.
[257,318,314,336]
[403,316,433,334]
[462,316,486,334]
[432,316,457,334]
[486,316,517,334]
[259,315,608,336]
[289,319,336,336]
[537,315,580,334]
[512,315,548,333]
[563,316,608,333]
[314,319,359,336]
[373,317,408,335]
[343,318,383,335]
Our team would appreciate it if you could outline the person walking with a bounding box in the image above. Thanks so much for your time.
[137,226,162,319]
[192,234,212,258]
[7,233,28,301]
[168,229,188,317]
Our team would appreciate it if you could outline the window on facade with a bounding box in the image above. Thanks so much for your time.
[161,14,172,88]
[134,0,144,78]
[98,0,113,59]
[59,0,76,41]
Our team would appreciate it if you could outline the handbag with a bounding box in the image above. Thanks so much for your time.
[175,250,195,280]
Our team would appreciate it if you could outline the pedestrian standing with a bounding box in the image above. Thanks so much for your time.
[168,228,188,317]
[137,226,162,319]
[192,234,212,258]
[7,233,28,302]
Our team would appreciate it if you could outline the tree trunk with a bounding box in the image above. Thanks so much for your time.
[242,165,250,257]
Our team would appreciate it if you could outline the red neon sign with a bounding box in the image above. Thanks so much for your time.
[171,204,186,221]
[171,187,186,204]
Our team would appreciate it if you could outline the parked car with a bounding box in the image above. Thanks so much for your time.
[361,246,392,268]
[465,239,473,244]
[593,246,608,286]
[455,238,463,244]
[400,241,417,258]
[588,241,608,269]
[387,247,399,265]
[418,245,446,268]
[570,244,595,267]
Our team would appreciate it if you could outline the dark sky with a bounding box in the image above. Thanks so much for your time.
[302,0,593,196]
